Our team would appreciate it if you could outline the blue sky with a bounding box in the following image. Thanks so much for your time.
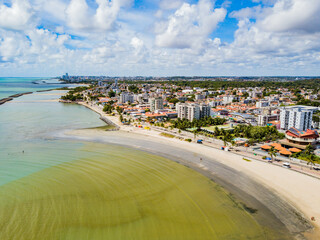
[0,0,320,77]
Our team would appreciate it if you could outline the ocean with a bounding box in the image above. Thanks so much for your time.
[0,81,291,239]
[0,77,67,99]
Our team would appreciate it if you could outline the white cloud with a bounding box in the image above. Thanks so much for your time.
[159,0,183,10]
[0,0,34,30]
[66,0,132,31]
[155,0,226,49]
[258,0,320,33]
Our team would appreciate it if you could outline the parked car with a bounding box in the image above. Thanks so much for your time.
[283,162,291,168]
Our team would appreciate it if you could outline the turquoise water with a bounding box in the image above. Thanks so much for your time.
[0,77,67,99]
[0,91,105,185]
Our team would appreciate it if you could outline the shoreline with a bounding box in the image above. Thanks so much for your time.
[63,100,320,239]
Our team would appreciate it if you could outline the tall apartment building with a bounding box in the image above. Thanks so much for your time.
[280,107,313,130]
[258,114,280,126]
[199,104,211,118]
[149,97,164,112]
[176,103,210,121]
[119,92,134,104]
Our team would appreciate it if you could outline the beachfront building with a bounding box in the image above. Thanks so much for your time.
[199,104,211,118]
[119,92,134,104]
[176,103,210,121]
[149,97,163,112]
[279,127,319,149]
[280,106,313,131]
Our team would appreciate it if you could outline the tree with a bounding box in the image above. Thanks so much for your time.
[306,155,316,169]
[108,91,115,98]
[193,130,198,140]
[222,135,229,147]
[268,146,277,162]
[305,144,314,155]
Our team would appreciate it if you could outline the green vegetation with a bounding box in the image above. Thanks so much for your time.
[185,138,192,142]
[171,117,227,130]
[160,132,175,138]
[60,86,90,101]
[128,85,139,93]
[103,104,114,114]
[297,99,320,107]
[126,78,320,91]
[292,144,320,165]
[268,147,277,162]
[242,158,252,162]
[232,125,284,143]
[108,91,116,98]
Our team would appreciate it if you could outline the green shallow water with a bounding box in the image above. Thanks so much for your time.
[0,143,278,240]
[0,91,291,239]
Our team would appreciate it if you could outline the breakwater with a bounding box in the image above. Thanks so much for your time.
[0,92,33,105]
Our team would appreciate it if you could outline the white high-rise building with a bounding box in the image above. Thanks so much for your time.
[149,97,163,112]
[280,106,313,130]
[119,92,134,104]
[176,103,210,121]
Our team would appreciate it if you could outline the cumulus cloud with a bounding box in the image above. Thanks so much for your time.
[258,0,320,33]
[159,0,183,10]
[66,0,132,31]
[155,0,226,49]
[0,0,34,30]
[1,0,320,76]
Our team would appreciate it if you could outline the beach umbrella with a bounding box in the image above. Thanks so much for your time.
[271,143,281,148]
[289,148,302,153]
[280,149,292,156]
[266,157,272,160]
[261,145,271,150]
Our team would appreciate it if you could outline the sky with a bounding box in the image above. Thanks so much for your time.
[0,0,320,77]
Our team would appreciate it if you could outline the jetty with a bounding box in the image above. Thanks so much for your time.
[0,92,33,105]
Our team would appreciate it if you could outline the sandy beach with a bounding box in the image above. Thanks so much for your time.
[60,102,320,239]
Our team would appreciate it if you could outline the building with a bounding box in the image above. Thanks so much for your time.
[119,92,134,104]
[280,106,313,130]
[176,103,210,121]
[279,127,319,149]
[256,100,270,108]
[199,104,211,118]
[258,114,280,126]
[149,97,163,112]
[195,94,205,100]
[209,101,223,107]
[223,95,239,104]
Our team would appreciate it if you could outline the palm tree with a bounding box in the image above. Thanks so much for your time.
[222,135,229,147]
[268,146,277,162]
[193,130,198,140]
[306,155,316,170]
[305,144,314,155]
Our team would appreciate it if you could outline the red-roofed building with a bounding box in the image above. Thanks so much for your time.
[280,127,319,149]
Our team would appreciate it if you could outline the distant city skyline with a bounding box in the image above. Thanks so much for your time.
[1,0,320,77]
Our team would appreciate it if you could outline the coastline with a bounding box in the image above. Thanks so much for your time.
[63,101,320,239]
